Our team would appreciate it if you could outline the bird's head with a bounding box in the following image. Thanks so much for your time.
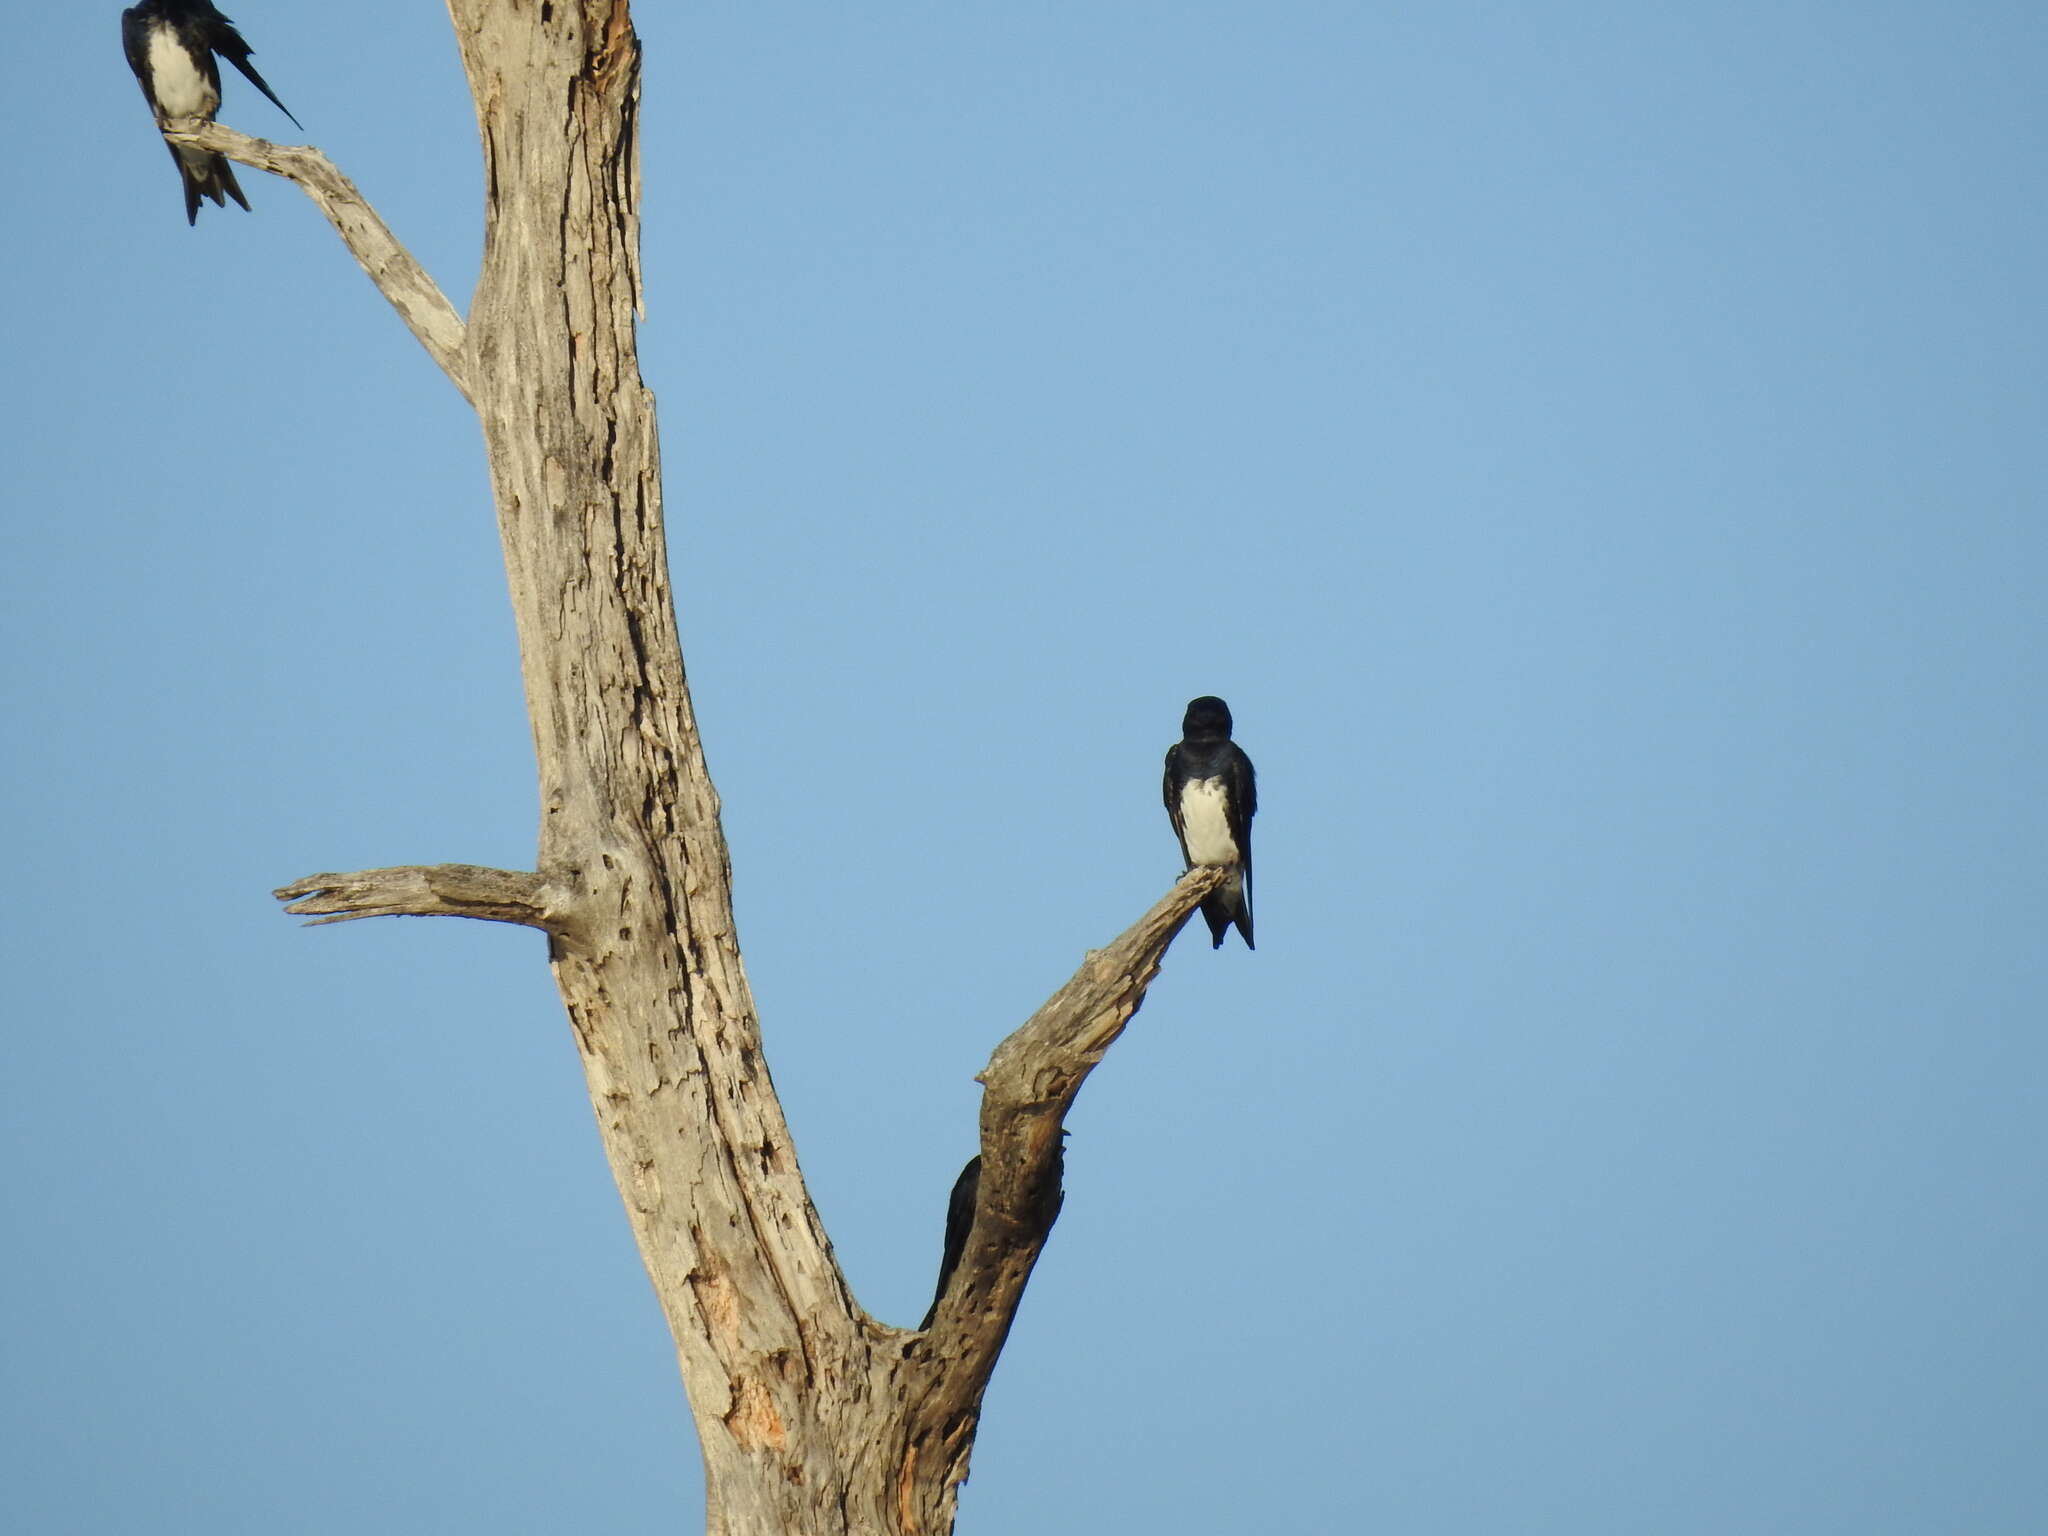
[1182,696,1233,739]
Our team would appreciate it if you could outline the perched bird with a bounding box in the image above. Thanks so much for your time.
[918,1155,981,1331]
[918,1139,1064,1330]
[1163,695,1257,949]
[121,0,300,224]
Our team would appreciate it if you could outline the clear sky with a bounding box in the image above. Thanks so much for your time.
[5,3,2045,1532]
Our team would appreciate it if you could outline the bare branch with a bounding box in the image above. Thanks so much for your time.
[964,863,1224,1286]
[981,864,1232,1105]
[274,864,549,928]
[896,866,1229,1501]
[160,119,471,399]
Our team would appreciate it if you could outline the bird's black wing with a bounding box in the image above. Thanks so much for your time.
[1225,744,1256,861]
[1163,743,1193,867]
[204,10,301,128]
[120,8,160,105]
[1226,743,1256,945]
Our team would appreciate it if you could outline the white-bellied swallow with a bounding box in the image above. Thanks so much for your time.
[121,0,300,225]
[1164,695,1257,950]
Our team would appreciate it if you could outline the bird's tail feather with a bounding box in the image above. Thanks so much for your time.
[1198,870,1254,950]
[1200,895,1254,950]
[170,141,250,224]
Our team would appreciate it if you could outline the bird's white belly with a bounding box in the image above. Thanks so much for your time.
[148,30,218,119]
[1178,778,1239,866]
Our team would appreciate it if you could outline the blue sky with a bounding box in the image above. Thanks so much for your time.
[5,3,2045,1532]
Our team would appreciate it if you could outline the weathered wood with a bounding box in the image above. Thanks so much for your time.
[275,864,549,927]
[212,4,1228,1530]
[896,865,1225,1530]
[441,7,860,1530]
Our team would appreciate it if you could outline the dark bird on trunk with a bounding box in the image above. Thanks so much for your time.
[121,0,300,224]
[919,1155,981,1331]
[1163,695,1257,949]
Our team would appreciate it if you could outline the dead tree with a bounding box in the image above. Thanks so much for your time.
[166,4,1225,1532]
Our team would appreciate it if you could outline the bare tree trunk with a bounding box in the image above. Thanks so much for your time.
[170,3,1224,1531]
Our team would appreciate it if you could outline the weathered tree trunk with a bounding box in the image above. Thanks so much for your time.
[170,3,1223,1531]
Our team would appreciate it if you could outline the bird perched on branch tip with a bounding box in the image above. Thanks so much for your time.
[121,0,300,224]
[1163,695,1257,949]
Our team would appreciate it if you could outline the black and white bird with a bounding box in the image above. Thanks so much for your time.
[1163,695,1257,950]
[121,0,299,224]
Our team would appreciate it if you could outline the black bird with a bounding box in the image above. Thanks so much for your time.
[1163,695,1257,949]
[919,1155,981,1331]
[121,0,300,224]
